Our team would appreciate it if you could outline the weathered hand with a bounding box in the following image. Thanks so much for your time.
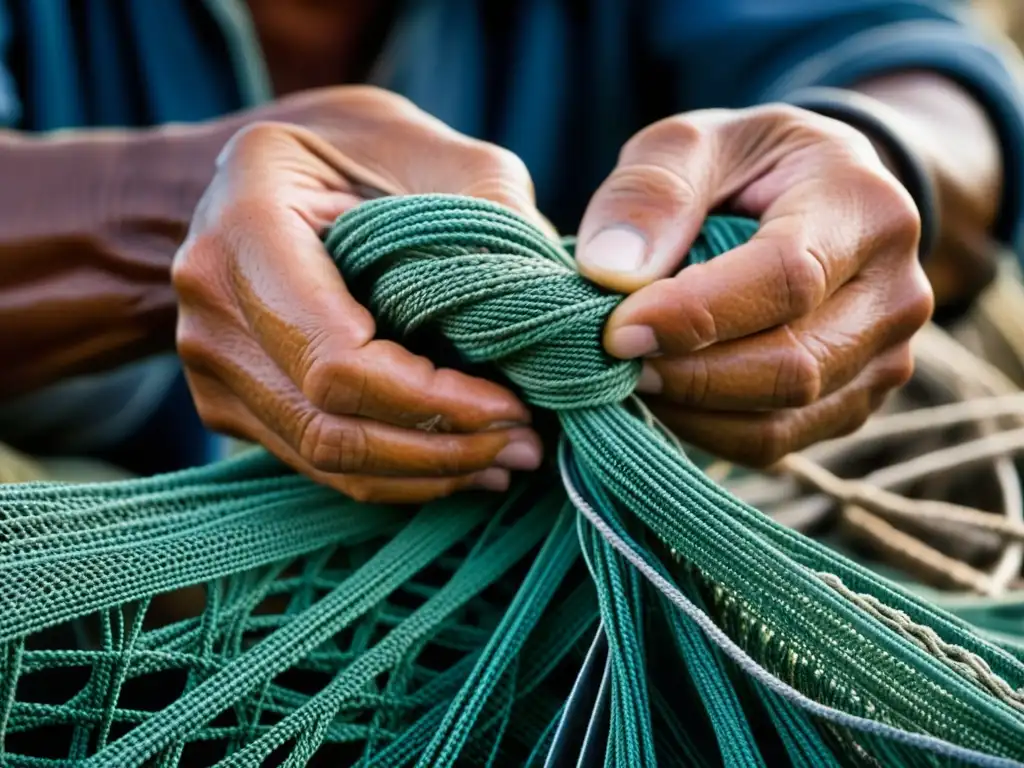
[576,105,934,466]
[172,87,545,503]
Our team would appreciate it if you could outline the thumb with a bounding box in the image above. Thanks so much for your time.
[576,117,722,294]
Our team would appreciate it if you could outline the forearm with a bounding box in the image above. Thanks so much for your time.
[0,125,221,397]
[852,72,1003,307]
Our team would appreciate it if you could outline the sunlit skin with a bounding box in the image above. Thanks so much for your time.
[0,3,1003,503]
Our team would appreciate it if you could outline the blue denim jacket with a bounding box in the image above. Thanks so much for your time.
[2,0,1023,469]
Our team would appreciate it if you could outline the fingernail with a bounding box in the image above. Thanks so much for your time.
[607,325,658,358]
[582,227,647,273]
[472,467,511,492]
[494,440,543,471]
[636,363,663,394]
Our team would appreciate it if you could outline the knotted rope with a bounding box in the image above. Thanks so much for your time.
[2,195,1024,767]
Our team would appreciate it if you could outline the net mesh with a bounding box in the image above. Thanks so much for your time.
[2,195,1023,767]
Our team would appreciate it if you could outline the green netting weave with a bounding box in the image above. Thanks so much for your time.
[2,194,1024,767]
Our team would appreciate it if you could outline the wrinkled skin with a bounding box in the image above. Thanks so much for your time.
[173,88,549,504]
[576,105,933,466]
[173,88,933,503]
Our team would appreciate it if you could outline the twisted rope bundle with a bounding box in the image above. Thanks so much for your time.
[2,195,1024,766]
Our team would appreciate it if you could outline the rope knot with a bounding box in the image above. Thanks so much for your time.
[325,195,755,411]
[325,195,639,410]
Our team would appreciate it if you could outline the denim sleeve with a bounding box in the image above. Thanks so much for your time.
[643,0,1024,250]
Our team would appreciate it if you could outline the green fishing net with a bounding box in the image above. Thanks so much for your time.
[2,195,1023,767]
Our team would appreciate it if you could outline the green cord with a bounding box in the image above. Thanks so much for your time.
[0,194,1022,767]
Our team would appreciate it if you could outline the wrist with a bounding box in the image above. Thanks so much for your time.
[779,86,940,264]
[0,124,228,395]
[103,123,226,256]
[781,80,1004,319]
[91,125,226,350]
[852,74,1004,315]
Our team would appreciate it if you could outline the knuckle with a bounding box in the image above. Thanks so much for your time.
[621,116,704,161]
[743,105,888,166]
[775,340,822,407]
[902,275,936,331]
[175,318,216,370]
[840,126,879,160]
[189,389,225,431]
[170,236,216,300]
[814,115,878,155]
[184,374,245,437]
[774,240,828,316]
[879,343,916,390]
[222,121,289,159]
[169,246,193,292]
[746,104,830,143]
[481,143,532,182]
[226,121,275,149]
[752,418,793,466]
[891,360,914,390]
[459,142,536,212]
[599,163,699,219]
[193,401,238,438]
[334,423,369,475]
[299,414,369,474]
[461,177,535,214]
[887,197,923,253]
[883,264,934,343]
[432,437,472,476]
[747,103,805,127]
[674,355,712,405]
[756,103,859,144]
[326,85,421,119]
[300,346,365,414]
[910,289,935,330]
[342,84,407,105]
[850,169,921,254]
[684,290,724,352]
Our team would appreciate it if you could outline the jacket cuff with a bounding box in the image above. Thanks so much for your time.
[781,86,939,262]
[756,19,1024,255]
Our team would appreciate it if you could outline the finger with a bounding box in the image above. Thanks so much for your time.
[603,169,919,359]
[290,415,541,477]
[454,143,558,238]
[296,339,533,433]
[649,343,913,466]
[342,128,555,238]
[575,116,720,293]
[209,201,531,431]
[304,98,555,238]
[178,325,542,477]
[575,106,854,293]
[185,369,514,504]
[638,269,927,410]
[585,110,920,359]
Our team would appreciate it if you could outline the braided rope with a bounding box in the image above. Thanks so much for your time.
[2,195,1024,766]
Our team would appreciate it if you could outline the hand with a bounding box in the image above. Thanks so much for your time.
[172,87,545,503]
[576,105,934,466]
[854,73,1004,312]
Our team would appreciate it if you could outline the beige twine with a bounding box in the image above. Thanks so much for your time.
[723,260,1024,595]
